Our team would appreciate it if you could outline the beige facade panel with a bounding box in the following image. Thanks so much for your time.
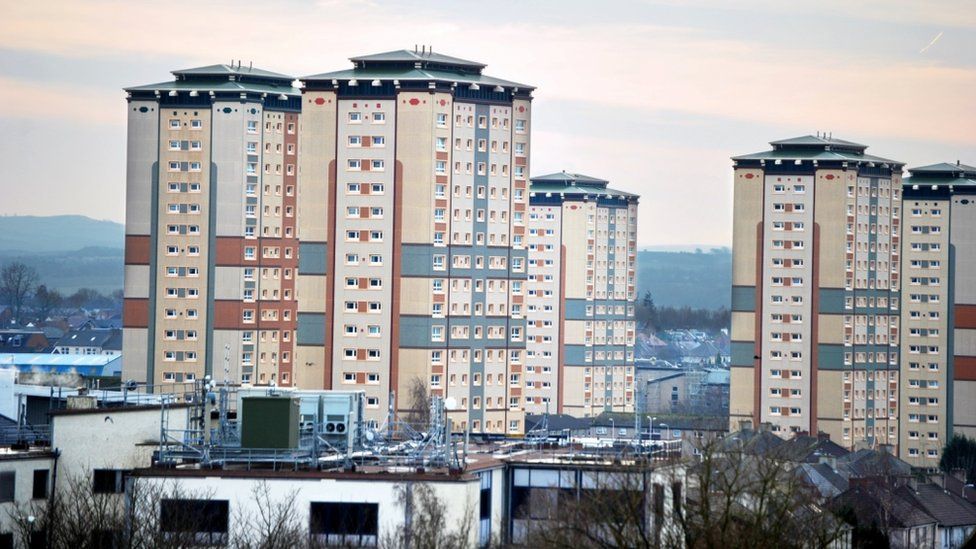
[213,266,243,300]
[296,275,327,314]
[813,169,849,288]
[731,312,755,341]
[954,380,976,438]
[125,100,160,237]
[395,91,449,244]
[298,91,337,243]
[121,328,149,383]
[729,367,754,425]
[731,168,763,287]
[817,314,846,345]
[398,277,431,316]
[561,202,591,298]
[294,346,326,390]
[124,265,150,299]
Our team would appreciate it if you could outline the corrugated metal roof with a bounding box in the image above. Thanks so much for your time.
[0,353,118,366]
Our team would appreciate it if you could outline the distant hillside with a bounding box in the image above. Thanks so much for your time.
[0,247,123,295]
[636,249,731,310]
[0,215,123,253]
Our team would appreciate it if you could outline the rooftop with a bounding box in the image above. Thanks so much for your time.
[126,62,300,96]
[732,134,903,166]
[529,171,639,200]
[904,161,976,186]
[303,48,534,92]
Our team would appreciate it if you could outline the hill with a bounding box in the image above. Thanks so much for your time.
[636,249,731,310]
[0,215,123,253]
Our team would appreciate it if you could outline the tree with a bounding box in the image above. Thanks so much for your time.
[232,481,305,549]
[0,261,39,323]
[940,434,976,483]
[405,375,432,432]
[383,482,474,549]
[675,436,848,549]
[34,284,64,320]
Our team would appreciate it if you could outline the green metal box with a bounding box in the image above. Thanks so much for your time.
[240,396,300,449]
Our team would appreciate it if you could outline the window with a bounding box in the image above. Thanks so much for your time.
[32,469,49,500]
[309,502,378,546]
[92,469,128,494]
[0,472,13,502]
[160,499,229,545]
[372,112,386,123]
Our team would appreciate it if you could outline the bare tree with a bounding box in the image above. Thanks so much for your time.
[520,464,664,548]
[519,436,849,549]
[383,482,474,549]
[0,261,38,323]
[405,376,432,431]
[674,436,848,549]
[232,480,306,549]
[34,284,63,321]
[5,473,216,549]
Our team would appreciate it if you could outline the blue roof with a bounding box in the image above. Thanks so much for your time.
[0,353,121,376]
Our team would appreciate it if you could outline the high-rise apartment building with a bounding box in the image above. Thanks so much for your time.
[525,173,639,416]
[122,65,301,387]
[295,49,534,434]
[730,136,904,450]
[899,162,976,466]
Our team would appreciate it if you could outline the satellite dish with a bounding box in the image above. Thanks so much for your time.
[365,430,375,442]
[444,397,458,410]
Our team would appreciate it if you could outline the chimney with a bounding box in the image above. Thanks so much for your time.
[817,431,831,443]
[759,422,773,433]
[738,419,753,432]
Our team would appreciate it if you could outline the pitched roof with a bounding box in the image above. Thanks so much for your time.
[303,49,533,90]
[836,448,912,479]
[126,64,299,95]
[833,485,937,529]
[899,483,976,527]
[529,171,639,199]
[171,64,294,80]
[55,328,120,349]
[770,135,867,151]
[350,49,486,70]
[778,434,849,463]
[798,462,849,498]
[904,162,976,186]
[732,135,903,166]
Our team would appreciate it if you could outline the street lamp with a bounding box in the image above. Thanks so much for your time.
[651,416,657,438]
[610,418,615,441]
[660,423,671,440]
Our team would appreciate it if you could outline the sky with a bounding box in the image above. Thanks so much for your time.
[1,0,974,247]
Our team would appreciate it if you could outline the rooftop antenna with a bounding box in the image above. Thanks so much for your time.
[829,132,832,139]
[421,45,426,55]
[248,61,252,70]
[414,44,418,53]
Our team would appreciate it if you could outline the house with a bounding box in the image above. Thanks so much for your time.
[52,328,122,356]
[832,483,939,548]
[0,330,51,353]
[896,482,976,549]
